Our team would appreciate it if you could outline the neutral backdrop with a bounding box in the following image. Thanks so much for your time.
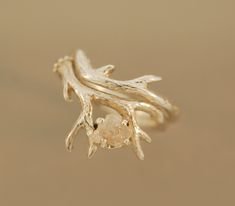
[1,0,235,206]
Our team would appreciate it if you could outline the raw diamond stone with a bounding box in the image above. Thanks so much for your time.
[93,114,131,148]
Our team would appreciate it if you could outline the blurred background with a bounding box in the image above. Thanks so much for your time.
[0,0,235,205]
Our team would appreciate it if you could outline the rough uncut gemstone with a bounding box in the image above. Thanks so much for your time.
[93,114,131,148]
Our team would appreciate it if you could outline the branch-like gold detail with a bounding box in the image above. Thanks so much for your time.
[53,50,179,160]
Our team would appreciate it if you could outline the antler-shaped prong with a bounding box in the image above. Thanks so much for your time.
[74,50,179,119]
[96,65,115,77]
[54,58,96,156]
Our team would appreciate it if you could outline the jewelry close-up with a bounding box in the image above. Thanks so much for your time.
[53,50,179,160]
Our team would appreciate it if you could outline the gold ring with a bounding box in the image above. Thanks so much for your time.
[53,50,179,160]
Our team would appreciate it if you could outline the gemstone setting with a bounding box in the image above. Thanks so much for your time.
[91,114,131,149]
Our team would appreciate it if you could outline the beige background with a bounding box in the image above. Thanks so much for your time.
[0,0,235,205]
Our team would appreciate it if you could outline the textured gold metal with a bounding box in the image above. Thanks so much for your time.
[53,50,179,160]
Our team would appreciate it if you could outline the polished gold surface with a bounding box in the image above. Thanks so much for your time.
[53,50,178,159]
[1,0,235,206]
